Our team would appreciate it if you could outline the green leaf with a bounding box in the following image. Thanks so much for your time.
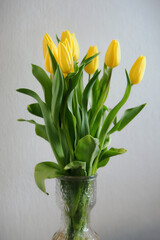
[99,70,132,147]
[72,90,81,138]
[47,45,58,75]
[90,64,112,129]
[27,103,43,118]
[98,147,127,168]
[103,135,111,149]
[18,118,48,141]
[99,147,127,160]
[16,88,65,167]
[35,124,48,141]
[98,157,110,168]
[34,162,64,194]
[76,70,84,108]
[90,105,108,137]
[51,66,64,125]
[74,135,99,175]
[81,70,101,137]
[82,52,100,67]
[91,78,99,108]
[108,103,147,134]
[59,128,70,164]
[56,34,60,43]
[64,161,87,173]
[65,65,83,92]
[32,64,52,108]
[65,108,77,148]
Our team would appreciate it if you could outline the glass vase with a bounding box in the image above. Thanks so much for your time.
[52,175,99,240]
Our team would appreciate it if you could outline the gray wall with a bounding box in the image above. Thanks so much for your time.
[0,0,160,239]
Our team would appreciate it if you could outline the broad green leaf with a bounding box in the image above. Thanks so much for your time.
[65,108,77,148]
[51,66,64,125]
[16,88,65,167]
[108,103,147,134]
[64,161,87,173]
[98,147,127,168]
[98,157,110,168]
[103,135,111,149]
[74,135,99,175]
[99,147,127,161]
[27,103,43,118]
[35,124,48,141]
[18,119,48,141]
[99,70,132,147]
[59,128,70,164]
[81,70,101,137]
[34,162,64,194]
[67,91,74,113]
[32,64,52,108]
[47,45,58,75]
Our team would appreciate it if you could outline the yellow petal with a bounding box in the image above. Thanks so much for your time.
[58,41,73,74]
[105,40,121,68]
[129,56,146,84]
[61,30,75,57]
[44,50,52,73]
[43,33,58,73]
[43,33,53,58]
[71,33,80,61]
[84,45,99,75]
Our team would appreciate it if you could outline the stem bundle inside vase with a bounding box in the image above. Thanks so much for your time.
[55,176,97,240]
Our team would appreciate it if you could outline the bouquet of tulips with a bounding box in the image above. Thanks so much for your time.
[17,30,146,194]
[17,30,146,239]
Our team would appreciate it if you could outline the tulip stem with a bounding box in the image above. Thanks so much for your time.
[90,69,112,130]
[61,92,74,161]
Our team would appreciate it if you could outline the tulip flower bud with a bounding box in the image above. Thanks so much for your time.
[61,30,75,57]
[43,33,58,73]
[129,56,146,84]
[105,39,121,68]
[84,46,99,75]
[58,39,74,74]
[71,33,80,61]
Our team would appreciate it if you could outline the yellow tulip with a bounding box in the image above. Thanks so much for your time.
[129,56,146,84]
[105,39,121,68]
[58,39,74,74]
[84,46,99,75]
[71,33,80,61]
[43,33,58,73]
[61,30,75,57]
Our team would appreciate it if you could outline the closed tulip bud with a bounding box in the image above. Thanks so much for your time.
[61,30,75,57]
[71,33,80,61]
[105,39,121,68]
[58,39,74,74]
[84,46,99,75]
[129,56,146,84]
[43,33,58,73]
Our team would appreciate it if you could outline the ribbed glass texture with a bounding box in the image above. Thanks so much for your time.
[52,175,99,240]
